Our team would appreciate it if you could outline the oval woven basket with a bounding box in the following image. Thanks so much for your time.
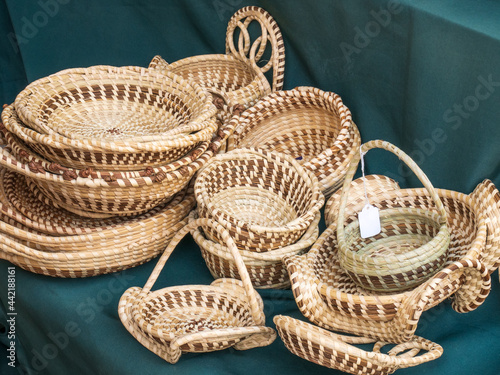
[189,210,320,289]
[118,218,276,364]
[337,140,450,292]
[0,181,195,277]
[149,6,285,119]
[226,86,359,197]
[194,148,325,252]
[8,65,217,170]
[0,112,234,218]
[274,315,444,375]
[283,178,498,343]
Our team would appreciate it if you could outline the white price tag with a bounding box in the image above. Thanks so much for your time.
[358,204,381,239]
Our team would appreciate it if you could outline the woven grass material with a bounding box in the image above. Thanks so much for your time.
[13,64,217,156]
[226,86,360,197]
[194,148,325,252]
[189,210,320,289]
[274,315,443,375]
[118,218,276,364]
[0,177,195,277]
[337,140,450,292]
[283,178,497,343]
[0,110,234,218]
[149,5,285,118]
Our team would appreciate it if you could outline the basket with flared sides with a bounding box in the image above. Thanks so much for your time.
[0,176,195,277]
[337,140,451,292]
[189,210,320,289]
[274,315,444,375]
[118,218,276,364]
[149,6,285,125]
[0,108,233,218]
[9,65,217,170]
[194,148,324,252]
[226,86,360,197]
[283,176,498,344]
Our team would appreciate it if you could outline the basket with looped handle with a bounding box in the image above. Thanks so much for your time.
[149,6,285,125]
[226,86,361,197]
[189,210,320,289]
[337,140,451,292]
[0,173,195,277]
[8,65,217,171]
[194,148,325,252]
[0,107,233,218]
[118,218,276,364]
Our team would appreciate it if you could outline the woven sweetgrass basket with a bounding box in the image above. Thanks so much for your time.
[226,86,360,197]
[274,315,444,375]
[189,210,320,289]
[8,65,217,170]
[194,148,325,252]
[283,178,498,343]
[0,178,195,277]
[118,218,276,364]
[337,140,450,292]
[149,6,285,121]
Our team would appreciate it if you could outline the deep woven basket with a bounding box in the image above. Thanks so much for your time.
[0,179,195,277]
[226,86,359,197]
[283,178,498,343]
[189,210,320,289]
[149,6,285,119]
[337,140,450,292]
[0,111,233,218]
[118,218,276,364]
[274,315,444,375]
[8,65,217,170]
[194,148,325,252]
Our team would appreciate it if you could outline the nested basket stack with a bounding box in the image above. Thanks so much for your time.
[192,147,325,288]
[273,142,500,374]
[0,61,238,277]
[149,6,285,133]
[226,86,361,197]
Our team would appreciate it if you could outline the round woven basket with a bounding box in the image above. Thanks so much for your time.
[149,6,285,117]
[118,218,276,364]
[194,148,325,252]
[189,210,320,289]
[8,65,217,170]
[226,86,359,196]
[337,140,450,292]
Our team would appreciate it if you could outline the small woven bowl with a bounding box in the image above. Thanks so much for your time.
[226,86,358,196]
[194,148,324,252]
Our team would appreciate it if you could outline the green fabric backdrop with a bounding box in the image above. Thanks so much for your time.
[0,0,499,374]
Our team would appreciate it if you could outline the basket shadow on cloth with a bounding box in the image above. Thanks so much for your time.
[118,218,276,364]
[149,6,285,125]
[226,86,360,197]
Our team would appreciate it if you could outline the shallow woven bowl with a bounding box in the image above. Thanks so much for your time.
[8,65,217,170]
[194,148,324,252]
[226,86,357,196]
[190,210,320,289]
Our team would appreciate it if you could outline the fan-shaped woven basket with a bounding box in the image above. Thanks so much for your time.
[149,6,285,123]
[274,315,444,375]
[283,178,498,343]
[189,210,320,289]
[8,65,217,170]
[194,148,325,252]
[0,177,195,277]
[118,218,276,364]
[226,86,359,197]
[337,140,450,292]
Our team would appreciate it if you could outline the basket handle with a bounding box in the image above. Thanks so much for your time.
[136,217,265,325]
[226,6,285,92]
[336,140,449,248]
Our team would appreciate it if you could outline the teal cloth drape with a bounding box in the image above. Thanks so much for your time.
[0,1,499,374]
